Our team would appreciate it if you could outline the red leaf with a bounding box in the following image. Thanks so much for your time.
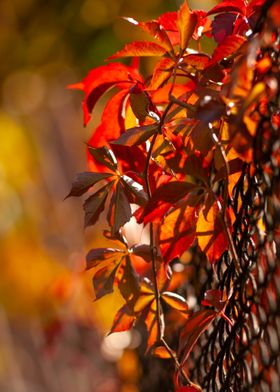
[69,63,140,126]
[107,181,132,233]
[176,387,202,392]
[65,172,113,198]
[160,205,197,263]
[179,309,217,366]
[108,41,167,59]
[212,13,236,44]
[208,34,246,66]
[157,12,178,32]
[141,181,197,223]
[201,289,226,311]
[83,181,114,228]
[207,0,246,17]
[110,304,135,333]
[182,53,210,70]
[112,124,158,146]
[87,89,128,163]
[149,57,174,90]
[117,256,140,303]
[123,18,174,52]
[177,0,197,49]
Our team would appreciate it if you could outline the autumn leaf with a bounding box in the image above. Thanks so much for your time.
[149,57,175,90]
[121,175,148,206]
[179,309,217,366]
[86,247,125,270]
[177,0,197,50]
[107,181,132,233]
[208,35,246,67]
[87,146,119,173]
[207,0,246,17]
[196,201,228,263]
[83,181,114,228]
[110,304,136,333]
[112,124,158,146]
[92,263,120,300]
[152,345,173,359]
[65,172,113,198]
[160,205,197,262]
[108,41,167,59]
[162,291,189,312]
[68,63,141,125]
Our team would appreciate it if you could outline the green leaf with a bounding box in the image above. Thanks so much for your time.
[65,172,113,198]
[111,124,158,146]
[87,146,119,172]
[83,181,114,227]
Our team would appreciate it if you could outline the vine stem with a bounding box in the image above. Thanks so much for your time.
[143,102,193,386]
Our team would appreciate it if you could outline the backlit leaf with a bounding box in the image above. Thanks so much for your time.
[83,181,114,228]
[152,345,173,359]
[92,262,119,300]
[131,244,152,263]
[160,205,197,262]
[117,256,140,304]
[162,291,189,312]
[112,124,158,146]
[177,0,197,49]
[110,304,136,333]
[182,53,210,70]
[68,63,140,125]
[108,41,167,59]
[207,0,246,16]
[179,309,217,366]
[149,57,174,89]
[201,289,225,311]
[208,35,246,66]
[65,172,113,198]
[196,201,228,263]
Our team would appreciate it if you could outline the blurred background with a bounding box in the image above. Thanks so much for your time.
[0,0,215,391]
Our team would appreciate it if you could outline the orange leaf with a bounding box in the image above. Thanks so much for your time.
[110,304,135,333]
[196,201,228,263]
[108,41,167,59]
[162,291,189,312]
[149,57,175,90]
[152,345,173,359]
[208,35,246,66]
[160,205,197,263]
[177,0,197,49]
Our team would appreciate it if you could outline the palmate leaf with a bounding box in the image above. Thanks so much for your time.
[107,181,132,233]
[92,262,120,300]
[121,175,148,206]
[196,201,228,264]
[160,205,198,263]
[88,146,119,173]
[149,57,175,90]
[208,34,246,67]
[111,123,158,146]
[68,63,141,126]
[123,18,174,53]
[83,181,114,228]
[177,0,197,50]
[108,41,167,60]
[162,291,189,312]
[117,256,140,304]
[110,304,136,333]
[86,247,126,270]
[179,309,217,366]
[65,172,113,198]
[182,53,210,71]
